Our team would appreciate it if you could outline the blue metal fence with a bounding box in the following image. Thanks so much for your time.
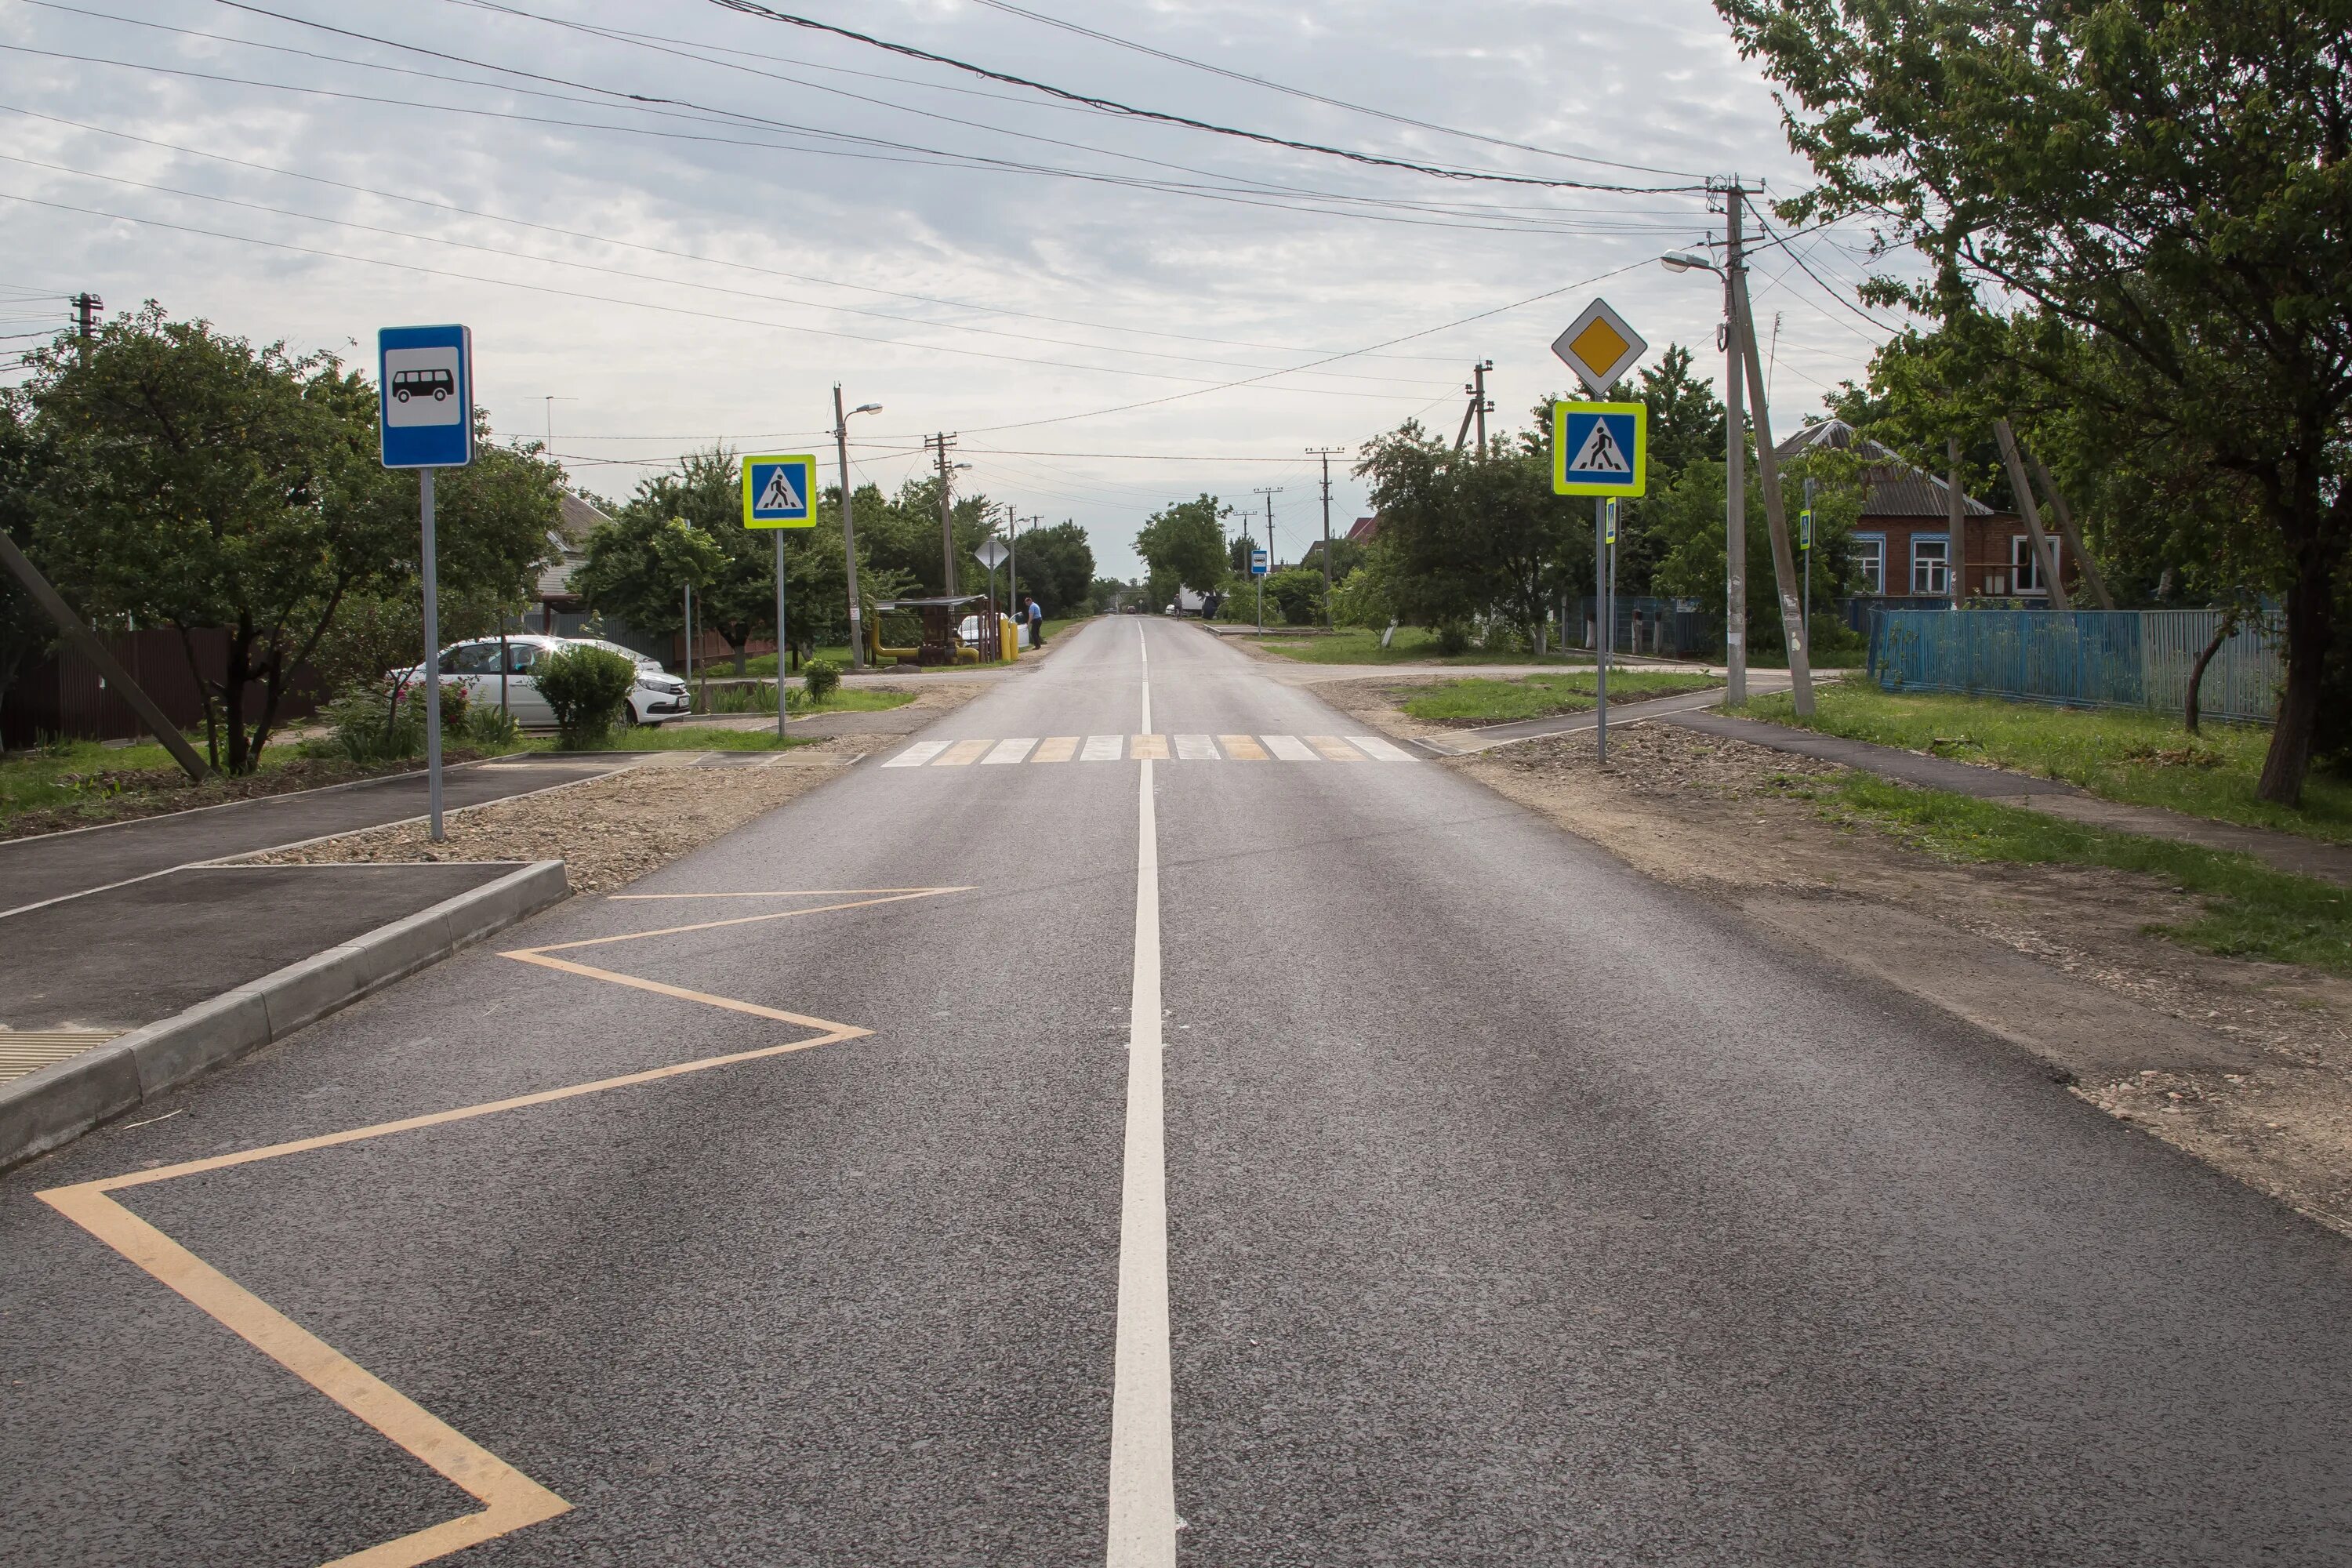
[1867,608,2281,724]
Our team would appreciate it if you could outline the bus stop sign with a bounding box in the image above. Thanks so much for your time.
[377,325,473,470]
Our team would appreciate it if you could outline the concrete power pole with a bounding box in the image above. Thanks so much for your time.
[1453,359,1494,453]
[1306,447,1344,628]
[924,432,960,596]
[1720,181,1748,706]
[71,291,101,359]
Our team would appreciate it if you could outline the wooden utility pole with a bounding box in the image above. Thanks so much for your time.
[2019,439,2114,609]
[1306,446,1344,627]
[1730,261,1817,717]
[1991,419,2070,612]
[924,432,960,596]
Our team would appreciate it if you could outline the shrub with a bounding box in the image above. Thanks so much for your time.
[464,701,521,749]
[804,657,842,703]
[1434,622,1472,655]
[318,681,422,764]
[533,644,637,746]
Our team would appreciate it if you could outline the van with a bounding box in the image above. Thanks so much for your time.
[390,368,455,404]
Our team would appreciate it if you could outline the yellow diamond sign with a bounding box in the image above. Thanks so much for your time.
[1552,297,1648,397]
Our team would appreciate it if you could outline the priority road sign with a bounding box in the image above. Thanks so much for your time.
[1552,298,1647,398]
[742,454,818,528]
[378,325,472,470]
[1249,548,1269,578]
[977,536,1009,572]
[1552,401,1648,496]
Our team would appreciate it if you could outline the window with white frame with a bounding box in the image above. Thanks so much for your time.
[1853,535,1884,594]
[2012,534,2051,593]
[1911,535,1949,595]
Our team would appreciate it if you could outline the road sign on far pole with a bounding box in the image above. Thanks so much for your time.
[1553,401,1649,496]
[742,455,818,528]
[1249,549,1269,578]
[379,325,473,844]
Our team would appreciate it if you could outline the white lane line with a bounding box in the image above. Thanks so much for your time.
[1173,733,1217,760]
[1262,733,1319,762]
[982,738,1037,765]
[1107,671,1175,1567]
[882,740,949,768]
[1082,735,1125,762]
[1346,734,1419,763]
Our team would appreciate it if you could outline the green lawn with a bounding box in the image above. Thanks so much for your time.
[1250,627,1598,666]
[1750,675,2352,844]
[1401,670,1719,724]
[1822,773,2352,973]
[735,620,1082,677]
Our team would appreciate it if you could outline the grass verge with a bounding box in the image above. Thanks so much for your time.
[1751,674,2352,844]
[1401,670,1718,724]
[1828,773,2352,972]
[1250,627,1596,666]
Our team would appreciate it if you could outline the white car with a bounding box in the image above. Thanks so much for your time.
[957,614,1032,649]
[567,636,666,676]
[397,634,690,728]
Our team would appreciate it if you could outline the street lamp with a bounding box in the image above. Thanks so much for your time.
[832,388,884,668]
[1661,240,1748,704]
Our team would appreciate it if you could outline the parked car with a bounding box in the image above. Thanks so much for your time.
[393,634,690,728]
[957,614,1031,649]
[566,637,666,676]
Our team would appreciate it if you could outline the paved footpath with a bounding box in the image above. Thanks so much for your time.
[5,617,2350,1565]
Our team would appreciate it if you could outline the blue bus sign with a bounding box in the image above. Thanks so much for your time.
[1249,548,1269,578]
[378,325,473,470]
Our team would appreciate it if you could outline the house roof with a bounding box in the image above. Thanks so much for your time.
[1345,515,1380,542]
[536,492,610,601]
[1773,419,1997,519]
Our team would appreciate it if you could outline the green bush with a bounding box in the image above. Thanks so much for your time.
[318,681,421,764]
[533,645,638,746]
[804,657,842,702]
[464,701,521,749]
[1434,622,1472,656]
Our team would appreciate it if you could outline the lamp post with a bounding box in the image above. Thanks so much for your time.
[833,388,883,669]
[1663,243,1742,702]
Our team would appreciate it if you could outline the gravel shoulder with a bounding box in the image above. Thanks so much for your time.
[241,684,981,896]
[1319,679,2352,1239]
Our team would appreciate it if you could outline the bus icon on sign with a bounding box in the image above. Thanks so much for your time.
[390,368,454,404]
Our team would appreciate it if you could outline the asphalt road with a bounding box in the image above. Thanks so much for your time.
[5,616,2350,1566]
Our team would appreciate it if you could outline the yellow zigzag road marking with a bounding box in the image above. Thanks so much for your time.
[38,886,968,1567]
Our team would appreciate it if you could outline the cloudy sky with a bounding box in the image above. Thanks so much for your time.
[0,0,1907,581]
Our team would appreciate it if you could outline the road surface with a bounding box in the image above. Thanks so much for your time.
[6,616,2350,1566]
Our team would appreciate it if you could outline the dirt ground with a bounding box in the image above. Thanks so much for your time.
[1318,677,2352,1240]
[242,685,978,896]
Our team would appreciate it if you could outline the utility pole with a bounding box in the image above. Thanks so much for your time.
[1306,447,1344,628]
[1719,179,1749,705]
[1251,485,1282,628]
[833,386,881,668]
[542,394,575,453]
[924,432,960,596]
[71,291,100,359]
[1731,245,1817,717]
[1453,359,1494,452]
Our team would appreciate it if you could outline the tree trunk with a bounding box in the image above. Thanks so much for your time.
[223,615,254,775]
[2183,609,2235,735]
[2256,566,2333,805]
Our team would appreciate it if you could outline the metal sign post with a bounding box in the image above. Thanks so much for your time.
[379,324,473,842]
[1553,299,1651,766]
[743,453,819,735]
[1249,546,1270,628]
[1801,478,1817,647]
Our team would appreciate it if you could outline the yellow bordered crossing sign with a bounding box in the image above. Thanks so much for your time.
[1552,402,1647,496]
[742,454,818,528]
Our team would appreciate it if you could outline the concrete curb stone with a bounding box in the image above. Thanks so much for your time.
[0,859,567,1173]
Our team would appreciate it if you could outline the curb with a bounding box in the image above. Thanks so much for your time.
[0,859,568,1173]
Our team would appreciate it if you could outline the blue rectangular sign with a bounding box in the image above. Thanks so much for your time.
[1249,548,1269,579]
[378,325,473,469]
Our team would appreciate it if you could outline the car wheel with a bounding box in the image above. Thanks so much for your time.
[625,702,641,727]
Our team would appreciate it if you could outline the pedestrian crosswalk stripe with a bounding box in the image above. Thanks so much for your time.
[1346,733,1418,763]
[877,733,1421,768]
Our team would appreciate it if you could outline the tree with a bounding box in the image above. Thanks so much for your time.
[1135,495,1230,603]
[1720,0,2352,802]
[1356,419,1586,641]
[1265,565,1326,625]
[24,306,547,773]
[574,510,726,666]
[1010,520,1094,615]
[0,389,54,718]
[619,448,775,673]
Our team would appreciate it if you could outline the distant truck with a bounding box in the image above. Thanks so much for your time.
[1164,588,1216,616]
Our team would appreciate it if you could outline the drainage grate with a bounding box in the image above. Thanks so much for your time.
[0,1030,122,1084]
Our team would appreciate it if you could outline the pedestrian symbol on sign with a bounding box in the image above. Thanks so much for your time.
[756,466,803,514]
[1570,418,1631,474]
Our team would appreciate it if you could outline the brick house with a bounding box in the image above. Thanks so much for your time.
[1775,420,2073,604]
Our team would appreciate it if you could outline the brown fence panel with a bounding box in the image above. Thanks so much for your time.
[1,628,327,750]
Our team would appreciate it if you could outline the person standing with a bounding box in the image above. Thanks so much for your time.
[1029,595,1046,647]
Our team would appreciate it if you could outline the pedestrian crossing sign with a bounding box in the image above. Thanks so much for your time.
[742,454,818,528]
[1552,401,1647,496]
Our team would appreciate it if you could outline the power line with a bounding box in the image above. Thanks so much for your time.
[967,0,1710,181]
[702,2,1702,194]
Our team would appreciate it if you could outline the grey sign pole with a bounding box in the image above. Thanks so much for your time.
[774,530,789,739]
[419,466,444,841]
[790,533,800,742]
[1594,495,1609,764]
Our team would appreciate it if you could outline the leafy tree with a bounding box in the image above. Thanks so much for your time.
[1356,420,1587,641]
[1135,495,1231,603]
[1265,565,1326,625]
[0,389,55,717]
[858,474,997,598]
[22,305,547,772]
[574,510,725,667]
[1721,0,2352,801]
[1009,519,1094,615]
[616,448,774,673]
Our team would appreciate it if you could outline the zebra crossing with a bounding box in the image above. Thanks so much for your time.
[880,733,1419,768]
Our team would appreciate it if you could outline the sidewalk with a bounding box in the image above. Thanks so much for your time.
[1666,710,2352,888]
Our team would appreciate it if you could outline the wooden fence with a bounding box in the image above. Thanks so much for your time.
[1,628,327,750]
